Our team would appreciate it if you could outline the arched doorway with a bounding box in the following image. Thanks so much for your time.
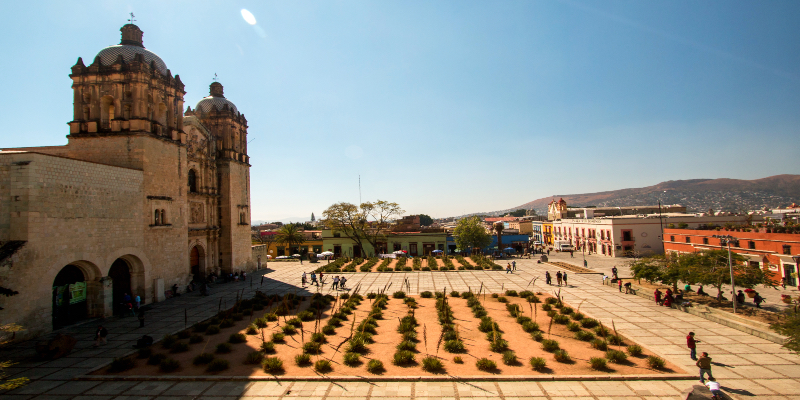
[109,258,132,316]
[190,245,205,281]
[52,265,88,329]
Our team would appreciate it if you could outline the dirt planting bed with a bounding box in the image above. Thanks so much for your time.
[97,291,682,377]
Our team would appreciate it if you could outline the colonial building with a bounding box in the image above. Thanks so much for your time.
[0,24,253,338]
[546,198,686,220]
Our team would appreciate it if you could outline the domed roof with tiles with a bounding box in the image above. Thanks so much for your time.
[94,24,168,75]
[195,82,239,116]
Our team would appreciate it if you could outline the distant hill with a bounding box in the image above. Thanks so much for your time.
[508,175,800,215]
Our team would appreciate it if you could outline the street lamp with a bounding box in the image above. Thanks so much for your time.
[713,234,738,314]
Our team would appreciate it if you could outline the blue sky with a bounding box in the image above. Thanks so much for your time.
[2,1,799,222]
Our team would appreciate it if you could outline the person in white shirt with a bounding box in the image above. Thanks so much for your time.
[705,378,721,399]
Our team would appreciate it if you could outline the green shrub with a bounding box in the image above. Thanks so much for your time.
[478,318,499,333]
[444,339,465,353]
[497,296,508,303]
[608,335,625,345]
[541,339,559,352]
[193,353,214,365]
[367,359,385,374]
[529,356,547,371]
[170,342,189,353]
[453,356,464,363]
[206,359,229,372]
[231,313,244,321]
[531,331,544,341]
[321,325,336,336]
[491,293,499,298]
[522,321,540,333]
[553,349,570,362]
[490,339,509,353]
[327,317,343,327]
[502,350,517,365]
[545,297,558,304]
[347,338,368,353]
[393,350,415,365]
[282,325,297,335]
[261,341,276,354]
[527,295,540,303]
[476,358,496,371]
[137,347,152,359]
[396,340,416,351]
[580,318,599,328]
[393,291,406,299]
[159,358,180,372]
[310,332,327,343]
[402,331,418,341]
[627,344,643,356]
[161,335,177,349]
[343,352,361,367]
[590,339,608,351]
[294,353,311,366]
[422,356,444,372]
[559,306,573,315]
[147,353,167,365]
[575,330,595,341]
[253,317,268,329]
[566,322,581,332]
[366,292,377,299]
[516,316,532,324]
[449,290,461,297]
[553,314,570,324]
[589,357,607,370]
[605,349,628,363]
[219,319,235,328]
[205,325,221,335]
[541,304,552,311]
[271,332,286,343]
[215,343,232,354]
[647,355,666,369]
[420,291,433,298]
[519,290,534,298]
[594,325,610,337]
[108,357,135,372]
[229,333,247,344]
[461,291,474,298]
[547,310,557,317]
[571,312,584,320]
[340,293,350,299]
[505,290,518,297]
[314,359,333,373]
[297,310,315,321]
[263,357,285,373]
[303,341,322,354]
[265,313,278,322]
[286,318,303,327]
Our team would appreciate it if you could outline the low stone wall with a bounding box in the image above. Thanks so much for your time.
[603,280,787,345]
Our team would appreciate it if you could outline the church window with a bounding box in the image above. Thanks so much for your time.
[154,210,161,225]
[188,169,198,193]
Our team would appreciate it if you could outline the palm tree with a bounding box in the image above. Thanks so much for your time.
[493,222,504,256]
[275,224,306,259]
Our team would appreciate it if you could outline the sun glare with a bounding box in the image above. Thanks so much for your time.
[241,9,257,25]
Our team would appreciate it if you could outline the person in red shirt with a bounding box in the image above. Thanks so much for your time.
[687,332,700,361]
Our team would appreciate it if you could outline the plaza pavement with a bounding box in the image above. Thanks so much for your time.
[2,258,799,399]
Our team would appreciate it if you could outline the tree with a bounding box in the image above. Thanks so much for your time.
[311,212,315,222]
[771,309,800,355]
[630,254,684,291]
[494,222,505,253]
[508,209,527,217]
[683,250,774,301]
[274,224,306,255]
[418,214,433,226]
[322,200,404,258]
[454,216,492,253]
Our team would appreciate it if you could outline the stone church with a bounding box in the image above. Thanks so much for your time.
[0,24,254,338]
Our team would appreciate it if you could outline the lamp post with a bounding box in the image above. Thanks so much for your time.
[714,234,737,314]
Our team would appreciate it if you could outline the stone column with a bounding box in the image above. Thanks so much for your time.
[87,277,114,318]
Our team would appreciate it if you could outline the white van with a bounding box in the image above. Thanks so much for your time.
[557,243,574,252]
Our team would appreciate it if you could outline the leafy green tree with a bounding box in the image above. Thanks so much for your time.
[771,310,800,355]
[630,254,685,291]
[322,200,404,257]
[454,216,492,252]
[684,250,774,301]
[275,224,305,256]
[418,214,434,226]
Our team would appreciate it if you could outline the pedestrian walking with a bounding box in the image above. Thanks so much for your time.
[138,310,145,328]
[93,325,108,347]
[302,272,307,286]
[512,261,516,271]
[333,276,340,290]
[697,352,714,383]
[754,292,765,308]
[611,266,618,280]
[687,332,700,360]
[563,272,568,286]
[242,271,247,281]
[556,271,563,286]
[319,272,325,285]
[583,259,587,267]
[506,264,512,274]
[705,378,722,399]
[547,249,550,256]
[311,272,318,286]
[545,271,551,285]
[340,276,347,289]
[618,279,623,292]
[134,294,141,311]
[569,250,574,258]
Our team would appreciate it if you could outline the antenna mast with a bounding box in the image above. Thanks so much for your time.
[358,175,362,205]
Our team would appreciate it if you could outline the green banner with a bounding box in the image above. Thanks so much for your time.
[69,282,86,304]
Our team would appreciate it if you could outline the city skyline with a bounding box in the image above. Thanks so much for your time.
[2,1,799,221]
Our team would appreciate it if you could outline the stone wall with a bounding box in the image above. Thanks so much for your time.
[0,152,144,338]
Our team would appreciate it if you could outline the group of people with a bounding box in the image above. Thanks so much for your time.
[544,270,568,286]
[735,290,766,308]
[687,332,722,399]
[505,261,517,273]
[301,271,348,290]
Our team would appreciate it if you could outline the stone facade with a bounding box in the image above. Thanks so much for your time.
[0,24,253,339]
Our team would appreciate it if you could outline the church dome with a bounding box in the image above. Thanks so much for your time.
[94,24,168,75]
[195,82,239,116]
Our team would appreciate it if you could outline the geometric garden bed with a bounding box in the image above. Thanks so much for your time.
[96,290,682,377]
